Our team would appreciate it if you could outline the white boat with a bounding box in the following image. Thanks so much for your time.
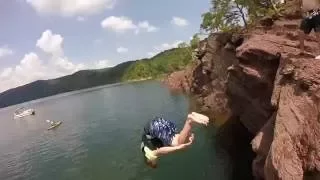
[14,107,35,119]
[47,121,62,130]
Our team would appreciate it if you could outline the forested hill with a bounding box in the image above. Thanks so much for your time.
[0,46,194,108]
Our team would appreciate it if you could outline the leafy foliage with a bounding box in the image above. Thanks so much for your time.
[122,47,192,81]
[190,34,200,50]
[200,0,279,33]
[200,0,247,33]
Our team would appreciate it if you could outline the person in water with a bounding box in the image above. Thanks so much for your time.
[46,120,56,126]
[299,0,320,59]
[140,112,209,168]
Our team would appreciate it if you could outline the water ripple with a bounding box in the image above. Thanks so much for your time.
[0,81,231,180]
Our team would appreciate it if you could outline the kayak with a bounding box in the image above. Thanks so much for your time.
[47,121,62,130]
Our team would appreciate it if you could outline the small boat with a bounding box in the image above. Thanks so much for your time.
[14,107,35,119]
[47,121,62,130]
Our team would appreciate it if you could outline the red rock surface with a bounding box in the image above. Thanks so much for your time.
[162,64,194,93]
[163,15,320,180]
[264,57,320,180]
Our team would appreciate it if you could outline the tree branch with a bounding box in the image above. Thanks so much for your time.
[235,1,247,28]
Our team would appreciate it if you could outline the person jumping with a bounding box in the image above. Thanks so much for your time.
[299,0,320,59]
[140,112,209,168]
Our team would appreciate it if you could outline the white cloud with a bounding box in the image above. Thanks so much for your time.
[35,30,84,76]
[0,68,13,78]
[101,16,158,34]
[26,0,115,16]
[147,40,184,57]
[92,60,110,69]
[155,40,183,51]
[77,16,86,22]
[0,53,110,92]
[53,57,85,75]
[20,52,43,70]
[0,53,85,92]
[116,47,128,53]
[0,47,14,58]
[137,21,158,32]
[147,52,156,58]
[171,16,189,27]
[0,29,114,93]
[0,52,48,92]
[36,30,63,56]
[101,16,137,33]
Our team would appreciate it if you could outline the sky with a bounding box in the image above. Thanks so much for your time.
[0,0,210,93]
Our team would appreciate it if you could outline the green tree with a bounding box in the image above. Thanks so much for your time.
[200,0,243,33]
[200,0,277,33]
[190,34,200,50]
[200,12,215,33]
[122,47,192,81]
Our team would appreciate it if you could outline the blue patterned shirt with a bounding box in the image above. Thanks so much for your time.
[144,117,178,146]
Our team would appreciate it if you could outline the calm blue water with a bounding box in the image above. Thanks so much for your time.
[0,81,231,180]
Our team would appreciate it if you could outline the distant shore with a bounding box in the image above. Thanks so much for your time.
[125,77,153,82]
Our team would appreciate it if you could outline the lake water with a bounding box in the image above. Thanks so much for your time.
[0,81,231,180]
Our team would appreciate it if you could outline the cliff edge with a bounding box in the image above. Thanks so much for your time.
[163,13,320,180]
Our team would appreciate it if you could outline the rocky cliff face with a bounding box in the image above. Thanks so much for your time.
[163,15,320,180]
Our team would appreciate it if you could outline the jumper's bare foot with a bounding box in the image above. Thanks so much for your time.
[188,112,209,126]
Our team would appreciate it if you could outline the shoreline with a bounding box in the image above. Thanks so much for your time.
[0,77,170,111]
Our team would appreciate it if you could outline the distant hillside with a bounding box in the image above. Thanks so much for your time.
[0,47,192,108]
[122,47,192,81]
